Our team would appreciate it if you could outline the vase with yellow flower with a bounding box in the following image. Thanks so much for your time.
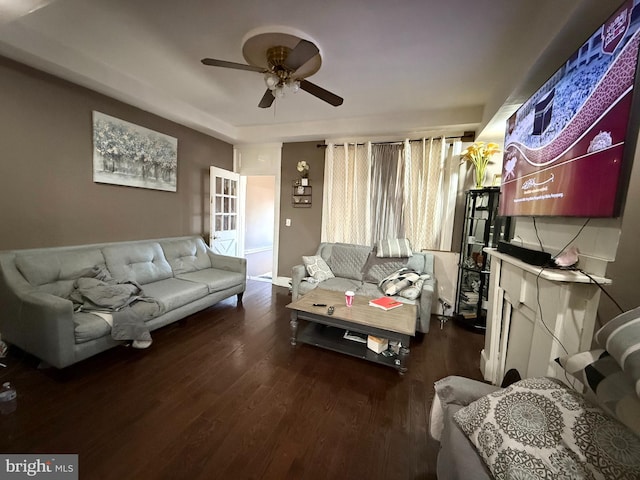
[461,142,501,189]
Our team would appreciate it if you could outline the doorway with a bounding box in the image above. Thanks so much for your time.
[244,175,276,281]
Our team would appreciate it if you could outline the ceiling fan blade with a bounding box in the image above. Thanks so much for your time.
[284,40,319,71]
[258,89,275,108]
[300,80,343,107]
[201,58,264,73]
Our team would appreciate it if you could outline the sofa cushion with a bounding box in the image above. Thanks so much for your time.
[160,237,212,275]
[454,377,640,479]
[15,249,105,287]
[141,278,209,312]
[74,312,111,344]
[316,277,362,294]
[103,242,173,285]
[176,268,245,293]
[355,281,385,298]
[326,243,371,281]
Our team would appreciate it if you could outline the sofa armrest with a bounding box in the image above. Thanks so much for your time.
[12,290,76,369]
[417,276,436,333]
[429,375,501,442]
[206,252,247,276]
[434,375,500,406]
[291,264,307,300]
[431,376,503,480]
[0,254,76,368]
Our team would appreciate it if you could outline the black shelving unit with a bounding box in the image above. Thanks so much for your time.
[454,187,510,333]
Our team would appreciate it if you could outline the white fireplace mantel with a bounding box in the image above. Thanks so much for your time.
[480,248,610,386]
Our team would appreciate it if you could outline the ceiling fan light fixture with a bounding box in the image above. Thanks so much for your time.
[288,79,300,93]
[274,85,286,99]
[264,72,279,90]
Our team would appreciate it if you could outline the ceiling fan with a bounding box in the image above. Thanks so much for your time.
[201,39,343,109]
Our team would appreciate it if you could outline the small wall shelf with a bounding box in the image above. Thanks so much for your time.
[292,185,312,207]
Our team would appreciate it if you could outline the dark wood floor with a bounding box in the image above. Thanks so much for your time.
[0,280,485,479]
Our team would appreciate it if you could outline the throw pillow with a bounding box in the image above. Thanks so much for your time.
[398,274,431,300]
[302,255,335,282]
[557,349,640,436]
[376,238,413,258]
[594,306,640,398]
[361,247,410,283]
[379,268,421,296]
[453,377,640,480]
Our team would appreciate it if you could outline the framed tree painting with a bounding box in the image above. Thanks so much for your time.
[92,111,178,192]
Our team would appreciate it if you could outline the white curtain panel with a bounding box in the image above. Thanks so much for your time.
[321,143,371,244]
[405,137,447,250]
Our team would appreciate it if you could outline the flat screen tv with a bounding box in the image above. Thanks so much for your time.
[500,0,640,217]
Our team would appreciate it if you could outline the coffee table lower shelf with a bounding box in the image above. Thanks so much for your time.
[287,289,414,375]
[296,322,403,371]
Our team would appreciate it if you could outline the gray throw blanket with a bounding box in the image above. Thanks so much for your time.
[69,266,163,346]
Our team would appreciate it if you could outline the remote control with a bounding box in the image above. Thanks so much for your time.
[327,306,334,315]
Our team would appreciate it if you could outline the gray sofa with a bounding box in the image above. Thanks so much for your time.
[0,236,246,368]
[430,373,640,479]
[430,376,498,480]
[291,242,436,333]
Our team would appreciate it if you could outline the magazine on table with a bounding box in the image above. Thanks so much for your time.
[369,297,403,311]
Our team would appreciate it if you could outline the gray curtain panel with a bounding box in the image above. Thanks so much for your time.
[371,143,405,241]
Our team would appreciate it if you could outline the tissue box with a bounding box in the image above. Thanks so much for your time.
[367,335,388,354]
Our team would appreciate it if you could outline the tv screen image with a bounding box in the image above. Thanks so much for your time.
[500,0,640,217]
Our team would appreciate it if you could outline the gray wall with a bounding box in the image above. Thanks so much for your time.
[277,141,325,276]
[0,56,232,250]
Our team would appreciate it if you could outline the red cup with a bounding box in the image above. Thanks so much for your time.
[345,290,355,307]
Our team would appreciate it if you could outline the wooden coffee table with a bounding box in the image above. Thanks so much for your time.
[286,289,417,374]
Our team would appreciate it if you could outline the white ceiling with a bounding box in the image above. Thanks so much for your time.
[0,0,617,144]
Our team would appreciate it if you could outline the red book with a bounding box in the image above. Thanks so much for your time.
[369,297,403,311]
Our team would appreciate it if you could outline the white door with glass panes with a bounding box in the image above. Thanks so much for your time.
[210,167,241,256]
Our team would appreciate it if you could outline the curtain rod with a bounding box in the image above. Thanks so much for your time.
[316,131,475,148]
